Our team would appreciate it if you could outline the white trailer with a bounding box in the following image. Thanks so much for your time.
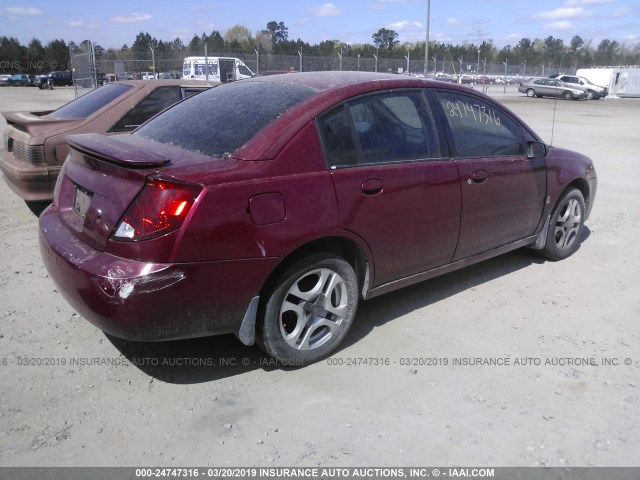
[577,67,640,98]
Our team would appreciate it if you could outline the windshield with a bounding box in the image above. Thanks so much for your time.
[136,81,316,157]
[51,84,133,119]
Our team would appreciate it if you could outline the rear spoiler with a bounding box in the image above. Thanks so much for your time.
[3,111,81,135]
[66,133,171,168]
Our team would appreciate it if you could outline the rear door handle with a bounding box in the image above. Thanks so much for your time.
[468,169,488,184]
[361,178,383,196]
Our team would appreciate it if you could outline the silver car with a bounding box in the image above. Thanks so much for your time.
[554,75,608,99]
[518,78,588,100]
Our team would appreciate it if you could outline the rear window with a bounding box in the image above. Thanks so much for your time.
[136,81,315,157]
[51,84,133,119]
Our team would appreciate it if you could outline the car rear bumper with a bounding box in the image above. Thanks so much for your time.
[39,205,278,341]
[0,148,58,201]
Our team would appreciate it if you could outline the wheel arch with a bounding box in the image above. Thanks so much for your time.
[237,235,369,348]
[562,177,592,219]
[259,235,370,303]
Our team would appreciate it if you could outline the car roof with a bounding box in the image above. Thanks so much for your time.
[246,71,434,92]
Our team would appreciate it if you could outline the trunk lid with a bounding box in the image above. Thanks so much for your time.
[53,133,244,252]
[55,134,177,251]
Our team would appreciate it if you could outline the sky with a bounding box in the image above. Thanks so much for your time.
[1,0,639,50]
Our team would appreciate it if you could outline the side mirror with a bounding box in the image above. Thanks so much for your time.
[527,141,547,158]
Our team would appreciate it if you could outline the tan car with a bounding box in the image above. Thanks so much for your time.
[0,80,217,213]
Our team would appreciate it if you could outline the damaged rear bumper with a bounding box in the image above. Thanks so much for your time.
[39,205,278,341]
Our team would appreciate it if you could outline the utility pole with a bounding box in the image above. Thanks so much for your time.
[503,59,508,94]
[423,0,430,77]
[150,45,155,79]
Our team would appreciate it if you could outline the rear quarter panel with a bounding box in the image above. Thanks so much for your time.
[172,122,348,263]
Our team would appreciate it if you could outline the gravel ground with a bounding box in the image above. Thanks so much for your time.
[0,84,638,467]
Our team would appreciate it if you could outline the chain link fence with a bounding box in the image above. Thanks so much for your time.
[95,53,576,80]
[70,43,98,96]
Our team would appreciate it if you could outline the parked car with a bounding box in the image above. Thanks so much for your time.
[158,72,181,79]
[34,71,74,89]
[0,74,11,86]
[0,80,218,213]
[551,74,608,100]
[518,77,588,100]
[435,73,455,83]
[474,75,493,84]
[39,72,597,365]
[7,74,35,86]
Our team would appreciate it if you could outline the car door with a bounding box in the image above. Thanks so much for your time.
[432,89,546,261]
[318,89,461,286]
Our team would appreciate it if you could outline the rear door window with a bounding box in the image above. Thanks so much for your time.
[319,90,442,168]
[318,106,358,167]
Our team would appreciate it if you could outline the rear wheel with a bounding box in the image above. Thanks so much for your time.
[562,91,573,100]
[526,88,535,97]
[540,189,585,261]
[258,253,358,365]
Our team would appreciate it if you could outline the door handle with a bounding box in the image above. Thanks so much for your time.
[361,178,383,196]
[468,169,488,185]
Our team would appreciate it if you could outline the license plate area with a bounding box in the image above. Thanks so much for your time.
[73,185,92,220]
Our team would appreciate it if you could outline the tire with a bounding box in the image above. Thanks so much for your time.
[258,253,359,365]
[526,88,535,97]
[540,189,586,261]
[562,91,573,100]
[586,90,595,100]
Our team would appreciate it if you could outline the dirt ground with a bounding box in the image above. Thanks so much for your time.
[0,84,638,467]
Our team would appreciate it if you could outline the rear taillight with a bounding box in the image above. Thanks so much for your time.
[113,175,201,241]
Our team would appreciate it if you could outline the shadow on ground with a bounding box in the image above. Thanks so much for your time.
[107,229,591,384]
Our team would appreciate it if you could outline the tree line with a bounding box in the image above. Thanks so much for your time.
[1,20,638,75]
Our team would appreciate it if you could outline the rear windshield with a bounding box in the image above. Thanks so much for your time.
[136,81,316,157]
[51,83,133,119]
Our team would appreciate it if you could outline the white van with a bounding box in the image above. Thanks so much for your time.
[183,56,254,83]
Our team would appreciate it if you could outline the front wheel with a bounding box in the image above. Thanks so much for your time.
[562,91,573,100]
[258,253,359,365]
[540,189,586,261]
[586,90,595,100]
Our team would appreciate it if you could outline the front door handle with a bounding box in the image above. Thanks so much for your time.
[361,178,383,196]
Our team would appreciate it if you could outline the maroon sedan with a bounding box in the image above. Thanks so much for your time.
[39,72,597,365]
